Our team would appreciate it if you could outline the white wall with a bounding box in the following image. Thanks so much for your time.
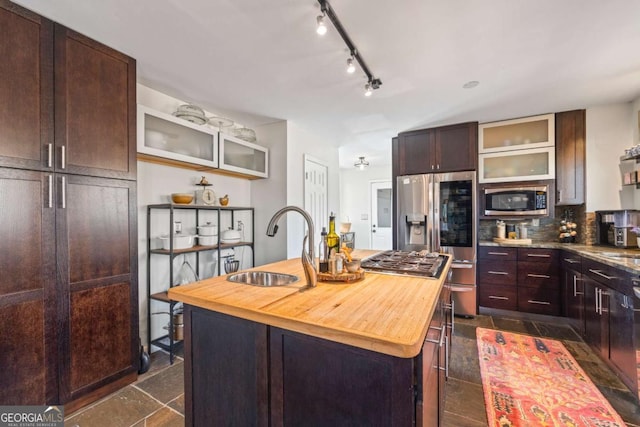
[585,102,634,211]
[284,122,341,259]
[252,120,288,266]
[339,165,392,249]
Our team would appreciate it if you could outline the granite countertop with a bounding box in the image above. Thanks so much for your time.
[479,240,640,275]
[168,250,452,358]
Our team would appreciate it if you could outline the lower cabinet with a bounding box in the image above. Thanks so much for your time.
[560,251,584,335]
[478,247,560,314]
[184,286,451,426]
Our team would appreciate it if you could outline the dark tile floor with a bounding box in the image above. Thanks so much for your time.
[65,312,640,426]
[443,311,640,427]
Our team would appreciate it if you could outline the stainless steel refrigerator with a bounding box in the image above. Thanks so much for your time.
[396,171,477,316]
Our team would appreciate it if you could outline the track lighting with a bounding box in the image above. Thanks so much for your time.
[316,14,327,35]
[364,83,372,97]
[315,0,381,94]
[346,57,356,74]
[354,156,370,170]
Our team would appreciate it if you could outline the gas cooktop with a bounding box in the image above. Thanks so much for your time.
[360,250,447,279]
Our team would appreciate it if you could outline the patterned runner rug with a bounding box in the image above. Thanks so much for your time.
[476,327,625,426]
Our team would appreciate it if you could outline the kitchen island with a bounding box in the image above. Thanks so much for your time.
[168,250,452,426]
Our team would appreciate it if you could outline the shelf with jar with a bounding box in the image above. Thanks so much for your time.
[146,202,254,363]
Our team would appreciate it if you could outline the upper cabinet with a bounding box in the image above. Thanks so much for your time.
[0,7,136,180]
[394,122,477,176]
[555,110,585,205]
[137,105,269,179]
[219,133,268,178]
[479,114,555,153]
[478,114,555,183]
[137,105,219,168]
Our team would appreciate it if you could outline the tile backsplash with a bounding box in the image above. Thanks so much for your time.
[478,204,592,244]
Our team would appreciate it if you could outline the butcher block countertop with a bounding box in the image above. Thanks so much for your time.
[168,250,451,358]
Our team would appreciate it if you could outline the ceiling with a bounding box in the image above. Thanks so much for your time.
[14,0,640,168]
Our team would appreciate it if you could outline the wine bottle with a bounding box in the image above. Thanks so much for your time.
[326,212,340,255]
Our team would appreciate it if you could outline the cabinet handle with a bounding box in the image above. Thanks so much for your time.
[527,254,551,258]
[47,143,53,168]
[48,175,53,208]
[443,335,449,378]
[431,164,435,170]
[488,271,508,275]
[488,295,508,300]
[488,252,509,256]
[572,275,583,296]
[527,273,550,279]
[563,258,580,264]
[594,287,600,314]
[436,164,440,170]
[588,269,616,281]
[61,176,66,209]
[527,300,551,305]
[61,145,66,169]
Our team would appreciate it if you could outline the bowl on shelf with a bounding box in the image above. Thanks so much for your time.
[171,193,194,204]
[219,195,229,206]
[197,235,217,246]
[159,234,196,250]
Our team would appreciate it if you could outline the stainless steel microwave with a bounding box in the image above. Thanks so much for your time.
[483,185,548,216]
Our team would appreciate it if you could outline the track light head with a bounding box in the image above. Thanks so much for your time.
[316,14,327,35]
[364,83,373,97]
[346,57,356,74]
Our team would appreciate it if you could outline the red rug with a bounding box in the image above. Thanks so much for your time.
[476,327,625,427]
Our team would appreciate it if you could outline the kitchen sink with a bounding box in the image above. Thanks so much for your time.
[227,271,299,287]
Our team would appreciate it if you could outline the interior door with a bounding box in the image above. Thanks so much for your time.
[370,181,393,250]
[303,155,328,246]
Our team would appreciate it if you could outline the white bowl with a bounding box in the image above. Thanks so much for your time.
[159,234,196,250]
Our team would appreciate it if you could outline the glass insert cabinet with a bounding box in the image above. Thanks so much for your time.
[219,133,269,178]
[478,114,555,183]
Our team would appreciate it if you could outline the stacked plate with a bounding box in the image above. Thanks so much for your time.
[173,104,207,125]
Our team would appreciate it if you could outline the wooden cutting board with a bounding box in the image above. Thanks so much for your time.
[492,237,533,245]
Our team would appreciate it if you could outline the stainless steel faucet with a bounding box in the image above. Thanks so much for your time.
[266,206,317,288]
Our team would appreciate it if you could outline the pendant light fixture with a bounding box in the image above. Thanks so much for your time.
[316,0,381,95]
[354,156,370,170]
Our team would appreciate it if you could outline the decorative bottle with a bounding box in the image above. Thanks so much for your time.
[318,227,329,273]
[326,212,340,255]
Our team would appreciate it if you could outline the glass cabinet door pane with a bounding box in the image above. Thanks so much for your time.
[145,114,214,162]
[480,114,554,153]
[137,105,218,168]
[480,148,555,182]
[220,134,268,178]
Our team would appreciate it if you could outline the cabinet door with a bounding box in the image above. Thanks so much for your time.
[269,327,414,426]
[56,175,138,402]
[562,268,584,335]
[555,110,585,205]
[434,122,478,172]
[397,130,434,175]
[608,289,636,392]
[54,25,136,180]
[583,277,609,358]
[0,169,57,404]
[0,3,54,171]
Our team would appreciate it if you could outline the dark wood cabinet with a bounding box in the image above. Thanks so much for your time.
[395,122,477,176]
[555,110,585,205]
[560,252,584,335]
[608,287,636,393]
[0,0,138,410]
[478,247,560,315]
[0,169,57,404]
[0,2,53,172]
[583,275,610,357]
[54,25,136,180]
[184,285,452,426]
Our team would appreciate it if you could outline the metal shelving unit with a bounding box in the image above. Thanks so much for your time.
[146,203,254,363]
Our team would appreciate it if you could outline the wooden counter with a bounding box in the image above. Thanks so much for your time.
[168,250,451,358]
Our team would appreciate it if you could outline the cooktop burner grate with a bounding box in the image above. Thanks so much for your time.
[361,250,447,279]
